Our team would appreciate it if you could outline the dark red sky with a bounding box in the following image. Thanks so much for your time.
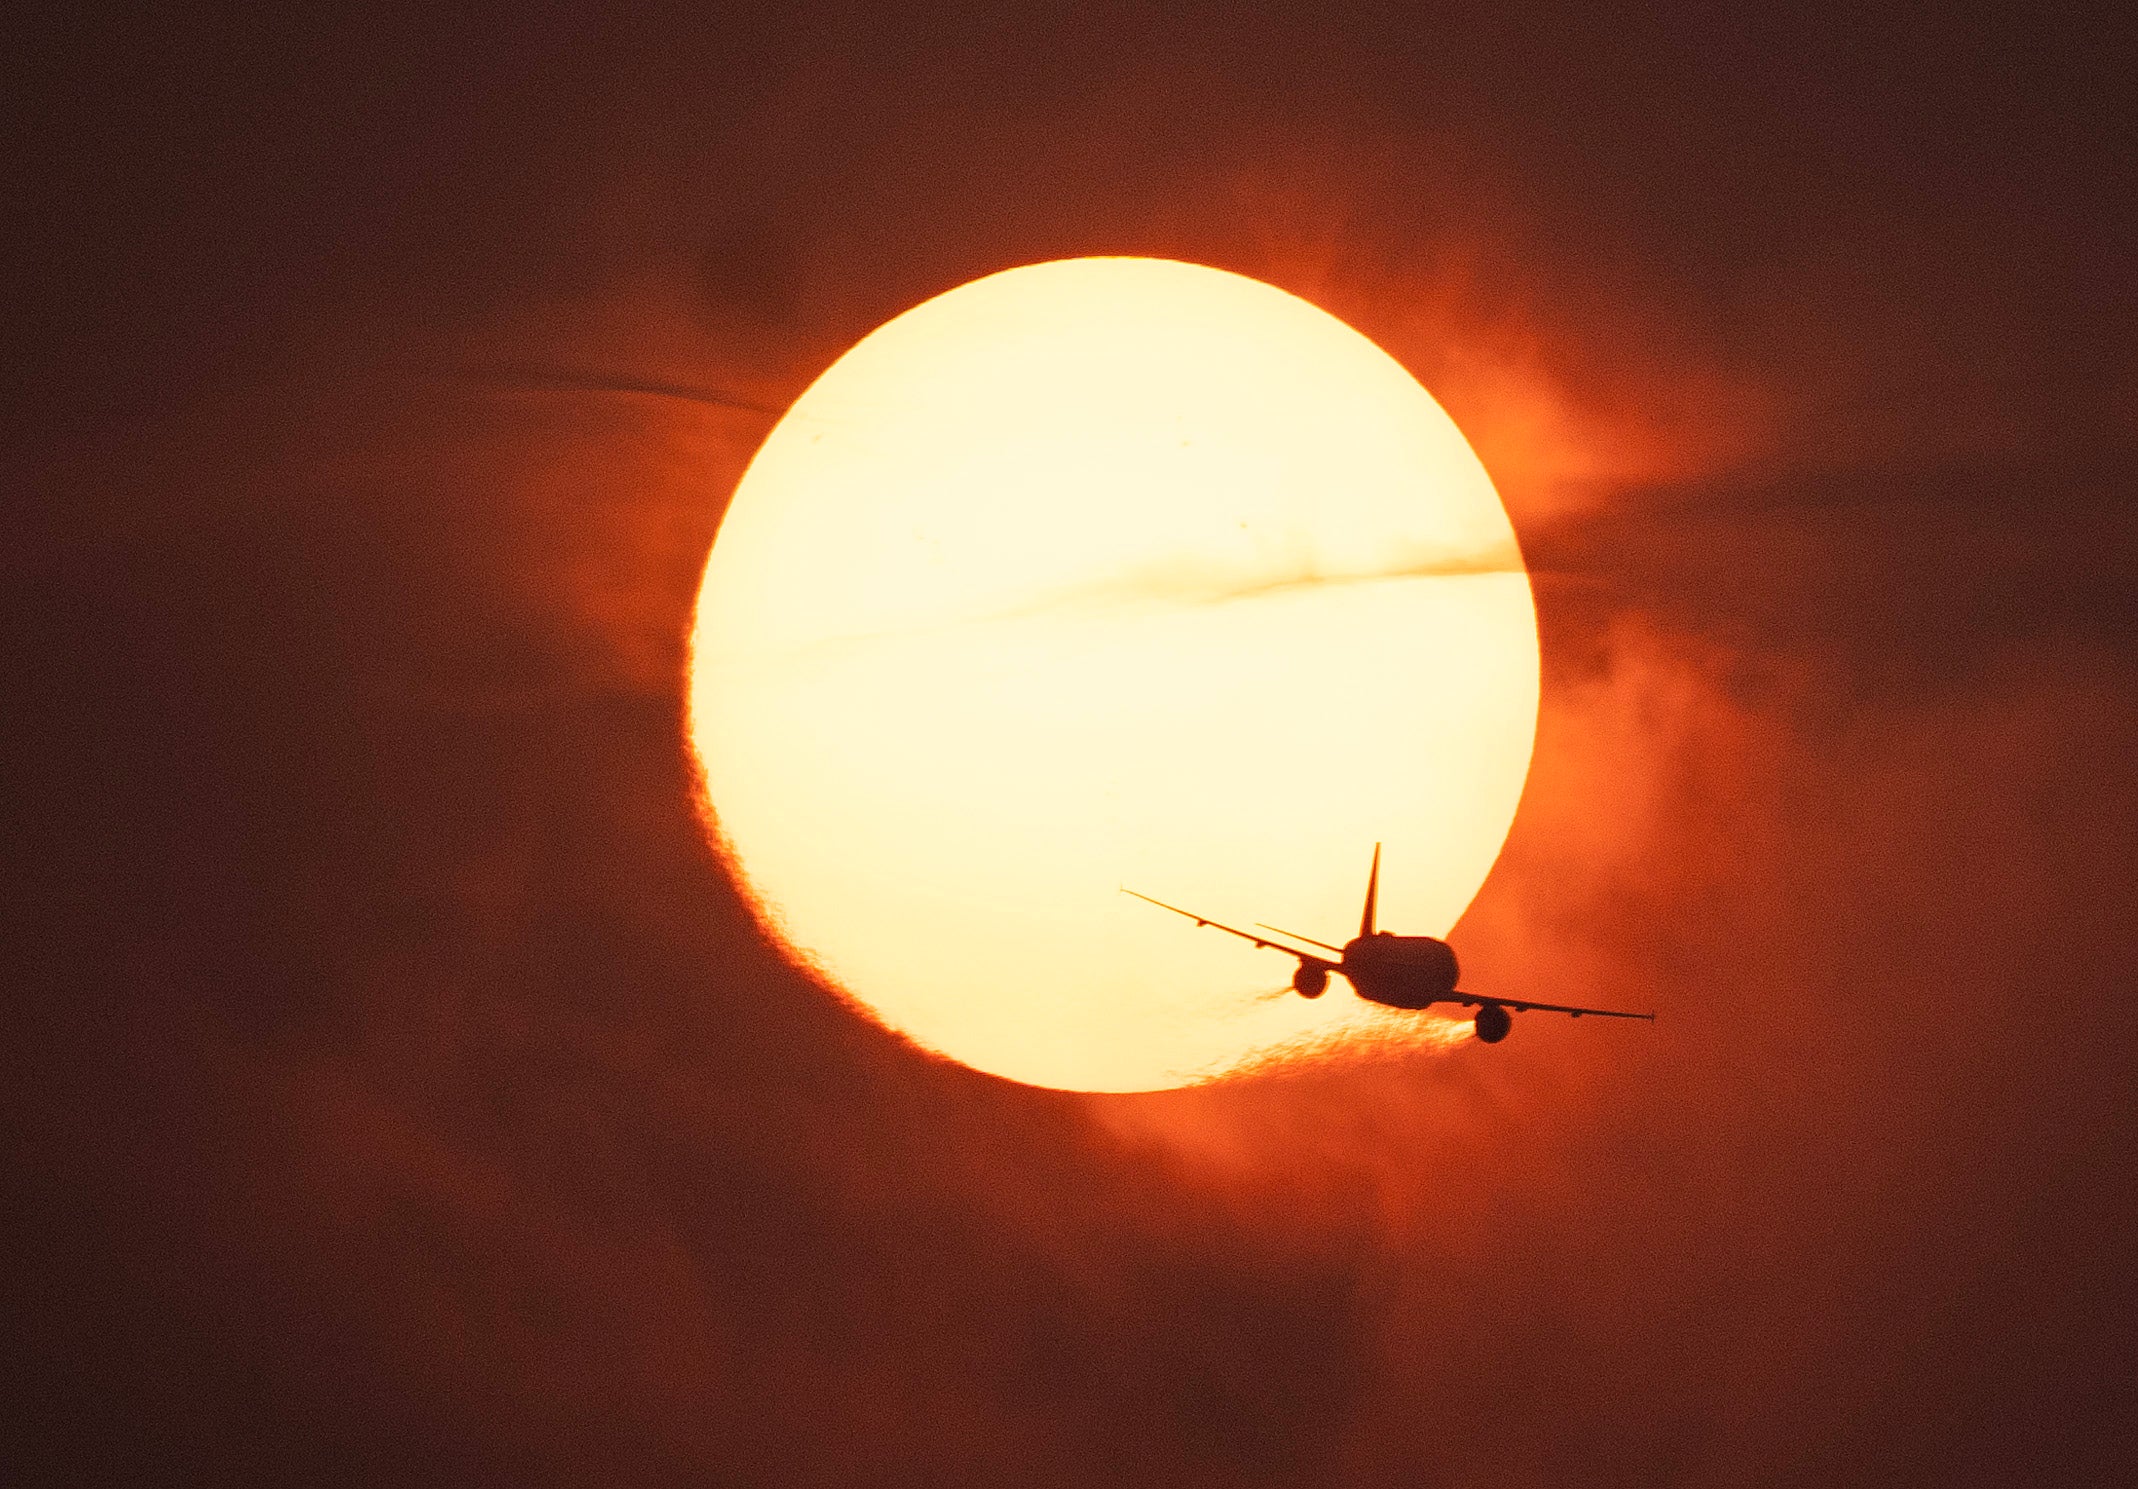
[7,5,2135,1484]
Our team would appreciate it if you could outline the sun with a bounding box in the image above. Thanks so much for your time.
[688,257,1537,1092]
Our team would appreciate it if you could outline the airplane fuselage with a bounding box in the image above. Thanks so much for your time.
[1339,931,1460,1010]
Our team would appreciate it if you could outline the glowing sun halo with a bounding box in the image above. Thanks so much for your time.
[688,258,1538,1092]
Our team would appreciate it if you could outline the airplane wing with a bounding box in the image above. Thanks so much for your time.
[1444,991,1654,1020]
[1121,889,1340,969]
[1256,922,1346,954]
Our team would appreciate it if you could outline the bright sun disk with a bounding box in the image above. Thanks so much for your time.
[688,257,1538,1092]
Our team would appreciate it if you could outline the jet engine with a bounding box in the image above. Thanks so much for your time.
[1473,1002,1512,1043]
[1292,963,1329,998]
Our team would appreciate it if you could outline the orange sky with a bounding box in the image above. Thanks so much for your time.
[7,4,2135,1485]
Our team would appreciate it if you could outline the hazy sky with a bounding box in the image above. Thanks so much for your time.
[8,5,2134,1484]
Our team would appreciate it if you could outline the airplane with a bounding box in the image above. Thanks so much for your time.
[1124,844,1654,1043]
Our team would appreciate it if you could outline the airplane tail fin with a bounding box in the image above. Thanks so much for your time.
[1359,842,1381,937]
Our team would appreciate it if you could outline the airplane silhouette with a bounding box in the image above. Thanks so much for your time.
[1125,844,1654,1043]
